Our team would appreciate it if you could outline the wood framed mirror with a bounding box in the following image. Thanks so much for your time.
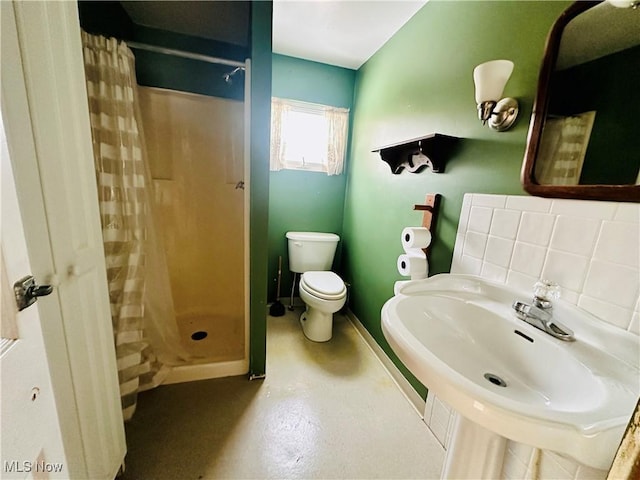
[521,0,640,202]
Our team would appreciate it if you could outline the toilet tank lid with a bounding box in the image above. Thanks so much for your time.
[286,232,340,242]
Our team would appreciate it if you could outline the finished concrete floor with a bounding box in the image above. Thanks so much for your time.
[121,309,444,479]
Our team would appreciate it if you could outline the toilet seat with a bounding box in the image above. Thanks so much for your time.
[300,271,346,300]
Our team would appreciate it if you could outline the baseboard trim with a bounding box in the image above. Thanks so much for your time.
[344,308,425,418]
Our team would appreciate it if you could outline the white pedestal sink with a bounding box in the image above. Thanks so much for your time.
[442,414,506,479]
[381,274,639,477]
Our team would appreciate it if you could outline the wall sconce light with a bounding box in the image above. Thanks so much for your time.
[473,59,519,132]
[607,0,640,8]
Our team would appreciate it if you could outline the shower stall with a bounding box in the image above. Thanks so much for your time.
[134,45,252,385]
[82,32,251,417]
[140,79,250,384]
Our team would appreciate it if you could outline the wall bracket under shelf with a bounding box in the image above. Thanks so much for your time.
[373,133,458,174]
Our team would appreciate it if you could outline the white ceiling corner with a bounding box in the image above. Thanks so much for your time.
[272,0,428,70]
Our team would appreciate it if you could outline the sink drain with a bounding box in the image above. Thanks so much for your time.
[484,373,507,387]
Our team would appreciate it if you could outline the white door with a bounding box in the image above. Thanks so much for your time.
[1,117,68,479]
[1,2,126,479]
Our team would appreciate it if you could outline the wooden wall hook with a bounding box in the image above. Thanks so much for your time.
[413,194,441,260]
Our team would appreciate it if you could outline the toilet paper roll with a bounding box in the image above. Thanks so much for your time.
[401,227,432,251]
[397,253,428,280]
[403,247,426,258]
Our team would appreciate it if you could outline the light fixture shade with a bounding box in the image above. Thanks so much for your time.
[473,60,514,103]
[607,0,638,7]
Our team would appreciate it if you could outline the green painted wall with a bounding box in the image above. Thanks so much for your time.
[268,54,355,301]
[248,1,272,376]
[342,0,571,397]
[78,2,248,101]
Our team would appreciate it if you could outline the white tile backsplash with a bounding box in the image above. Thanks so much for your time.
[457,196,472,231]
[485,236,514,268]
[423,392,450,448]
[577,295,633,331]
[429,193,639,480]
[459,254,482,275]
[574,464,609,480]
[505,195,553,212]
[594,221,639,268]
[518,212,555,246]
[463,231,488,259]
[583,260,639,309]
[541,249,589,293]
[453,194,640,326]
[481,261,507,283]
[502,450,528,480]
[614,203,640,223]
[468,206,493,233]
[506,270,539,292]
[490,209,521,239]
[472,193,507,208]
[550,198,617,219]
[511,242,546,276]
[550,216,600,256]
[630,306,640,335]
[508,440,535,466]
[539,452,581,480]
[430,396,452,444]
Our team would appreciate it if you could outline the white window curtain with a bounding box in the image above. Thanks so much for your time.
[326,106,349,175]
[270,97,349,175]
[270,98,291,172]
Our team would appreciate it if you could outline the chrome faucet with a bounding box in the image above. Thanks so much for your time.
[512,280,575,341]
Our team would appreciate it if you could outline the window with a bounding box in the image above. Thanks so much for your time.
[270,98,349,175]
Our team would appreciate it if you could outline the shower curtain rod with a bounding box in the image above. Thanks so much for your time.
[126,41,245,68]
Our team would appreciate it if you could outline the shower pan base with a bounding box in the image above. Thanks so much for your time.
[163,359,248,384]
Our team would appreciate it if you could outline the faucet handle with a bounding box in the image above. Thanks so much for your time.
[533,279,560,308]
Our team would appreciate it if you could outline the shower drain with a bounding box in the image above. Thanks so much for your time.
[484,373,507,387]
[191,331,208,341]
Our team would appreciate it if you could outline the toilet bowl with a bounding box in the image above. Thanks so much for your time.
[299,271,347,342]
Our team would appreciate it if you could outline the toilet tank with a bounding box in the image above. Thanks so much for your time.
[286,232,339,273]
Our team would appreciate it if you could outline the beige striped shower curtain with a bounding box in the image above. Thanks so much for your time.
[81,32,172,420]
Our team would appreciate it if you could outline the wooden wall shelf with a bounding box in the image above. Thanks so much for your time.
[373,133,458,174]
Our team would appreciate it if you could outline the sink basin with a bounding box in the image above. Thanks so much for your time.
[382,274,639,471]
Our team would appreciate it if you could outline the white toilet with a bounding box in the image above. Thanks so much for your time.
[286,232,347,342]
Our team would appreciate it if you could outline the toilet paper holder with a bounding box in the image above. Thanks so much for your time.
[413,193,441,260]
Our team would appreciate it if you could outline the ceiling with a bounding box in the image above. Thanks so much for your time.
[273,0,427,69]
[120,1,428,70]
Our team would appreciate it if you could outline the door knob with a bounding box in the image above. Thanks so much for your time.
[13,275,53,311]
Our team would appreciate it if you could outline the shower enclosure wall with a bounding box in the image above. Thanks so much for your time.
[76,0,270,421]
[138,80,250,383]
[122,40,251,385]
